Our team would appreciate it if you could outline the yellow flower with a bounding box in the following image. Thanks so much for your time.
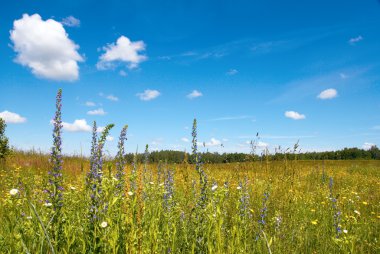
[310,209,316,212]
[321,201,326,205]
[354,210,360,216]
[311,220,318,225]
[362,201,368,205]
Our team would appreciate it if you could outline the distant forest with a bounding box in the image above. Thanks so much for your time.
[125,146,380,164]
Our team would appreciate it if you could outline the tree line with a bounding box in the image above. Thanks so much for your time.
[125,146,380,164]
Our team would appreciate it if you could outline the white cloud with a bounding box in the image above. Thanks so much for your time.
[10,14,83,81]
[349,35,363,45]
[362,142,375,150]
[85,101,96,107]
[317,88,338,100]
[106,95,118,101]
[61,119,92,132]
[226,69,238,75]
[257,141,269,148]
[106,136,114,142]
[246,140,268,148]
[339,73,348,79]
[0,111,27,123]
[97,35,147,70]
[119,70,127,76]
[187,90,203,99]
[137,89,160,101]
[87,108,106,115]
[96,126,105,133]
[285,111,305,120]
[205,138,221,147]
[61,16,80,27]
[181,137,189,142]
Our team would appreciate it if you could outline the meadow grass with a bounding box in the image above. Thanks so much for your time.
[0,153,379,253]
[0,90,379,253]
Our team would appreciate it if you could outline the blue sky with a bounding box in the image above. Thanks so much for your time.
[0,0,379,155]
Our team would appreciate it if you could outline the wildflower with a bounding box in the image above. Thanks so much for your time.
[100,221,108,228]
[211,184,218,191]
[236,186,242,190]
[9,189,19,196]
[70,186,76,190]
[343,229,348,234]
[310,209,316,212]
[127,191,133,196]
[26,216,32,220]
[115,125,128,196]
[362,201,368,205]
[354,210,360,215]
[44,202,53,207]
[311,220,318,225]
[149,181,154,185]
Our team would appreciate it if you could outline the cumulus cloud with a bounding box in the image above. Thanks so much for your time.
[348,35,363,45]
[60,119,91,132]
[137,89,160,101]
[106,136,114,141]
[61,16,80,27]
[285,111,305,120]
[362,142,376,150]
[85,101,96,107]
[187,90,203,99]
[0,111,27,123]
[181,137,189,142]
[226,69,238,75]
[97,35,147,70]
[317,88,338,100]
[87,108,106,115]
[10,14,83,81]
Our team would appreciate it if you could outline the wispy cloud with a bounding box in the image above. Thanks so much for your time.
[61,16,80,27]
[285,111,305,120]
[270,68,369,104]
[0,110,27,124]
[226,69,238,75]
[187,90,203,99]
[209,115,253,121]
[181,137,189,142]
[137,89,160,101]
[99,93,119,101]
[119,70,127,76]
[87,108,106,115]
[85,101,96,107]
[317,88,338,100]
[238,134,316,139]
[348,35,363,45]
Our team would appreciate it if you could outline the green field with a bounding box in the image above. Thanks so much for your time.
[1,152,379,253]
